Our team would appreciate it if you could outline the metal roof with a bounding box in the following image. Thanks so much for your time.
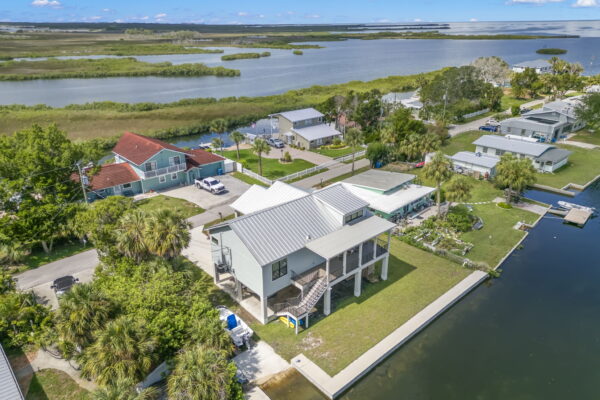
[473,135,553,157]
[230,181,309,215]
[536,148,572,163]
[342,169,415,192]
[451,151,500,169]
[0,344,24,400]
[342,183,436,214]
[306,216,395,259]
[272,108,324,123]
[292,124,342,141]
[313,184,369,215]
[513,59,550,69]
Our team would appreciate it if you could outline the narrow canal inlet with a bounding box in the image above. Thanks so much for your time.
[264,181,600,400]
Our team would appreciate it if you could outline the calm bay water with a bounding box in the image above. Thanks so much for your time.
[264,182,600,400]
[2,21,600,106]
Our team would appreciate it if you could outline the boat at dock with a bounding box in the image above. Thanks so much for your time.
[557,201,596,214]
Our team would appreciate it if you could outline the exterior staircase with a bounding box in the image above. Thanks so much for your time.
[274,276,328,319]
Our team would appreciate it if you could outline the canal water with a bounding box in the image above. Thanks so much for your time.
[2,21,600,106]
[264,182,600,399]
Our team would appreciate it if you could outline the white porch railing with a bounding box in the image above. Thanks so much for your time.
[139,163,186,179]
[333,149,366,163]
[276,149,367,183]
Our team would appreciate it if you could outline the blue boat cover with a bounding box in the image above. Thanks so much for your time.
[227,314,238,330]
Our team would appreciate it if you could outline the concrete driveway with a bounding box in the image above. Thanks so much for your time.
[161,174,250,209]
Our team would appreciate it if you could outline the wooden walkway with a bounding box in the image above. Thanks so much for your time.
[291,270,489,399]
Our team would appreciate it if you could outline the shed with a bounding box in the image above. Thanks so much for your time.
[451,151,500,177]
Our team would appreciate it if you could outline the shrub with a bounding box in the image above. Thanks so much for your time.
[536,48,567,55]
[283,151,292,162]
[511,105,521,116]
[497,202,513,209]
[293,50,304,56]
[333,137,342,146]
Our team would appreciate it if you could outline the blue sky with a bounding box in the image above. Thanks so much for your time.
[0,0,599,24]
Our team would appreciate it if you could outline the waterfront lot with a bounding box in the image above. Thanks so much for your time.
[221,149,315,180]
[252,239,471,376]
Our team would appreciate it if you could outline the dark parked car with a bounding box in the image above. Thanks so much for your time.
[51,276,79,297]
[266,138,285,148]
[478,125,499,133]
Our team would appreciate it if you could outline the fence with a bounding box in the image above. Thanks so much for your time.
[333,149,366,163]
[231,160,274,185]
[462,108,490,120]
[277,149,367,183]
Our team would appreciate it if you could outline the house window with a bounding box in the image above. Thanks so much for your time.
[159,175,166,183]
[271,259,288,281]
[171,173,178,180]
[495,149,504,156]
[145,161,157,172]
[345,209,364,224]
[122,183,132,189]
[211,237,219,245]
[507,127,512,133]
[169,156,181,166]
[482,147,488,153]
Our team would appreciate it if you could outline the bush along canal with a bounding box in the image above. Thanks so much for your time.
[264,180,600,400]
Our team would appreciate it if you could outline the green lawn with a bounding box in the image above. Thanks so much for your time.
[440,130,485,156]
[534,144,600,188]
[570,130,600,146]
[26,369,90,400]
[315,165,371,188]
[232,171,270,187]
[461,204,538,267]
[19,241,92,272]
[253,239,471,375]
[500,95,530,110]
[222,149,316,180]
[311,146,361,158]
[136,195,205,218]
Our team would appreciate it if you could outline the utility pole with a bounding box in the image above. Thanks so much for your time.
[76,162,88,204]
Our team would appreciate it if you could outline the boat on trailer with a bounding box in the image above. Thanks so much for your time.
[557,201,596,214]
[217,305,253,348]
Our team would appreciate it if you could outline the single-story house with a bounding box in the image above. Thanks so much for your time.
[473,134,571,173]
[270,108,342,149]
[450,151,500,178]
[209,184,394,326]
[82,131,225,201]
[0,344,24,400]
[500,96,585,142]
[511,59,552,74]
[230,181,308,216]
[340,169,435,219]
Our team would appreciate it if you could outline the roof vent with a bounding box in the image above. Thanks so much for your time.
[306,234,311,240]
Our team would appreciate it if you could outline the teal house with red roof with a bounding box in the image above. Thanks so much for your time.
[84,132,225,200]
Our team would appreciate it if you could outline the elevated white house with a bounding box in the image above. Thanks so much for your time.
[270,108,342,149]
[511,59,552,74]
[208,184,395,328]
[499,96,585,142]
[473,135,571,173]
[230,181,308,216]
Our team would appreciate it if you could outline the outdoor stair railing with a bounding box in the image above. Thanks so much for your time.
[272,276,328,318]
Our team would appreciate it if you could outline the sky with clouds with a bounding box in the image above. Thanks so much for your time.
[1,0,599,24]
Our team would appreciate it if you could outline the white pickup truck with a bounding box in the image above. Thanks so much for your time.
[195,177,226,194]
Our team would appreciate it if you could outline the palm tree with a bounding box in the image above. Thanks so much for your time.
[251,138,271,176]
[418,133,442,160]
[422,151,453,217]
[188,316,233,353]
[92,379,159,400]
[55,283,114,351]
[115,209,149,263]
[229,131,245,160]
[210,118,228,150]
[344,128,364,175]
[167,345,241,400]
[495,153,537,203]
[444,175,473,204]
[211,137,224,155]
[144,209,191,259]
[80,316,157,386]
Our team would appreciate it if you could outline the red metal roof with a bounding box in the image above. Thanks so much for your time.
[185,148,225,170]
[87,163,140,191]
[112,131,186,165]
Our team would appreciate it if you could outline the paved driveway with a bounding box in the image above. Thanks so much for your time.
[161,174,250,209]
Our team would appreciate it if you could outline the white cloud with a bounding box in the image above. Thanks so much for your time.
[141,16,149,20]
[237,11,248,16]
[508,0,564,3]
[258,14,265,18]
[31,0,61,8]
[306,14,320,19]
[469,18,478,21]
[413,18,423,22]
[88,16,102,20]
[154,13,167,19]
[102,8,112,12]
[573,0,598,6]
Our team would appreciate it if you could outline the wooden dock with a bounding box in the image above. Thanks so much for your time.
[564,208,593,227]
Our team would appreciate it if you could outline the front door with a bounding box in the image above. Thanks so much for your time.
[114,185,122,194]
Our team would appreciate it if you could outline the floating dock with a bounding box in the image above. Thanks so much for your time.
[564,208,593,227]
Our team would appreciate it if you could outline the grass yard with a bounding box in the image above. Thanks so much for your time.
[570,130,600,146]
[136,195,205,218]
[500,95,530,110]
[311,146,361,158]
[222,149,315,179]
[316,165,371,188]
[440,130,485,155]
[26,369,90,400]
[534,145,600,189]
[461,204,538,267]
[252,239,471,375]
[231,171,270,187]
